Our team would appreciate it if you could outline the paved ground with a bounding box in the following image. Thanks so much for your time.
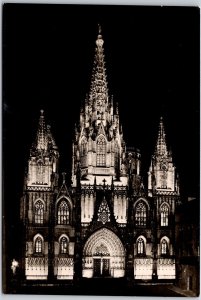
[9,278,191,296]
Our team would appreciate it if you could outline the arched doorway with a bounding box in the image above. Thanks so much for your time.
[82,228,125,278]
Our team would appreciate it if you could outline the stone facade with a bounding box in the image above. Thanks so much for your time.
[20,27,180,284]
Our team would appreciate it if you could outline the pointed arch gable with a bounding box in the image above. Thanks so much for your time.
[83,228,125,257]
[58,234,69,243]
[134,198,150,210]
[33,198,45,208]
[33,233,44,243]
[96,133,106,142]
[55,196,73,210]
[136,235,147,244]
[160,236,170,244]
[160,202,170,211]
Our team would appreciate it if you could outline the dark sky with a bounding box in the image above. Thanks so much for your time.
[3,4,200,268]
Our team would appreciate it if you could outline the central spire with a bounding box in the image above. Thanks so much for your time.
[88,25,109,122]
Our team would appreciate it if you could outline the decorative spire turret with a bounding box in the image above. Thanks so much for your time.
[47,125,58,150]
[32,110,58,154]
[57,172,70,198]
[155,117,168,157]
[27,110,59,188]
[36,109,48,151]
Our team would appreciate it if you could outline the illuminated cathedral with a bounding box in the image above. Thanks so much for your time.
[20,26,180,284]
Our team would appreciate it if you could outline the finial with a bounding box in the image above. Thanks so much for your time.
[40,109,44,116]
[96,24,104,47]
[98,24,102,34]
[116,102,119,114]
[62,172,66,184]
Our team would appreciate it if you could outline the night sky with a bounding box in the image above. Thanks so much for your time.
[2,4,200,286]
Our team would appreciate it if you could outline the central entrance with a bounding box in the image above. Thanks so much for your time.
[82,228,125,278]
[93,243,110,277]
[94,258,110,277]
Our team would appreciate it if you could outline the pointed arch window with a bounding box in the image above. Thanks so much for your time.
[96,135,106,167]
[35,237,42,253]
[135,201,147,227]
[80,138,87,167]
[60,236,68,254]
[137,238,145,255]
[57,200,70,225]
[34,200,44,224]
[161,239,169,255]
[161,203,169,227]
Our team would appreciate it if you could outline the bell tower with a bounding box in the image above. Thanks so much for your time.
[147,117,180,280]
[148,117,179,196]
[21,110,59,280]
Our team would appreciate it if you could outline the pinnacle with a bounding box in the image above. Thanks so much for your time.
[155,116,168,157]
[36,110,48,151]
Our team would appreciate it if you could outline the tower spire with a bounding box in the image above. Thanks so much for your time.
[88,24,109,121]
[155,116,168,157]
[36,109,48,151]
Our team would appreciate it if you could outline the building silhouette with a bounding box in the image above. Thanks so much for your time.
[20,26,181,284]
[175,197,200,295]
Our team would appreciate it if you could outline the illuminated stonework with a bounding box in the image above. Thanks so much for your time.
[20,26,180,284]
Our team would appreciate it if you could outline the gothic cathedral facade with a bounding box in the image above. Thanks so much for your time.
[20,27,180,283]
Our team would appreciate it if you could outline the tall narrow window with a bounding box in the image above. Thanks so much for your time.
[35,237,42,253]
[37,160,44,184]
[34,200,44,224]
[60,237,68,254]
[161,239,168,255]
[58,200,69,225]
[80,138,87,167]
[96,135,106,167]
[114,142,119,170]
[137,238,145,255]
[135,201,147,227]
[161,203,169,226]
